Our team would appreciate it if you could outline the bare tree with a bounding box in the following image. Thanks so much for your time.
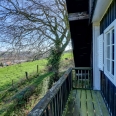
[0,0,71,80]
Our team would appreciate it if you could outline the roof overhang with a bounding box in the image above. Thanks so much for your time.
[92,0,112,22]
[66,0,89,14]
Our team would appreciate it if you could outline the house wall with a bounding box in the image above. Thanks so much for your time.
[98,0,116,115]
[101,71,116,116]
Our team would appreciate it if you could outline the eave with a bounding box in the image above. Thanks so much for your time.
[92,0,112,22]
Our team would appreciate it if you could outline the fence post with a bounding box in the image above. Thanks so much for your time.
[37,65,39,73]
[25,72,29,80]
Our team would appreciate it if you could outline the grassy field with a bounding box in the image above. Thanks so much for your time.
[0,59,47,91]
[0,52,74,116]
[0,52,73,91]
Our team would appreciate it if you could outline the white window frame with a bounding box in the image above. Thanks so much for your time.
[104,19,116,85]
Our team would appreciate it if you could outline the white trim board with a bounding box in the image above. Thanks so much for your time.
[93,23,100,90]
[92,0,112,22]
[97,34,103,71]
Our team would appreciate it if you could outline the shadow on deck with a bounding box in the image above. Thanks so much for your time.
[65,89,109,116]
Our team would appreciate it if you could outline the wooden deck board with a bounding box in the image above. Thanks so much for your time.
[81,90,87,116]
[96,92,110,116]
[71,89,82,116]
[92,91,102,116]
[65,90,110,116]
[86,90,94,116]
[73,90,80,116]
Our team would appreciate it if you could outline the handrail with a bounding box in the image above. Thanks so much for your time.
[28,68,73,116]
[73,67,92,70]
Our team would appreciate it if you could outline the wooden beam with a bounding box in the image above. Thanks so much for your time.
[68,12,89,21]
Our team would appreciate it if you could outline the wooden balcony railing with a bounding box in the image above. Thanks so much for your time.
[28,67,92,116]
[72,67,92,89]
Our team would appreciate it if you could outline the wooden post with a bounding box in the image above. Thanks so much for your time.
[37,65,38,73]
[25,72,29,80]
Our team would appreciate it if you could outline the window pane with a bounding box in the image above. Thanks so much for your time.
[112,45,114,60]
[112,29,114,44]
[107,46,110,58]
[107,33,110,45]
[112,61,114,75]
[107,59,110,72]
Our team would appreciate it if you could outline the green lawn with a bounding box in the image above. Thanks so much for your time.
[61,52,73,60]
[0,59,47,91]
[0,52,73,91]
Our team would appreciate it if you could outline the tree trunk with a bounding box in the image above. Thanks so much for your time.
[53,51,63,81]
[48,47,63,82]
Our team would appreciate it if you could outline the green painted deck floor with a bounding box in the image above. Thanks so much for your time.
[65,90,110,116]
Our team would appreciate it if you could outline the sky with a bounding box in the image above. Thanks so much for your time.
[0,0,72,52]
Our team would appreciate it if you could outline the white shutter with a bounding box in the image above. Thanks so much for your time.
[97,34,103,71]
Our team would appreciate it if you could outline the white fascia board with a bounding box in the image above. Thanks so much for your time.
[92,0,112,22]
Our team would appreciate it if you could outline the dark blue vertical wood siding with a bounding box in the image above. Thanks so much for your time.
[100,0,116,34]
[101,71,116,116]
[100,1,116,115]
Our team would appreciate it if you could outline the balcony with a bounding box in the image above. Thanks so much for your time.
[28,67,109,116]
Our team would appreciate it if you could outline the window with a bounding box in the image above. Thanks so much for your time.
[104,19,116,83]
[106,29,114,76]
